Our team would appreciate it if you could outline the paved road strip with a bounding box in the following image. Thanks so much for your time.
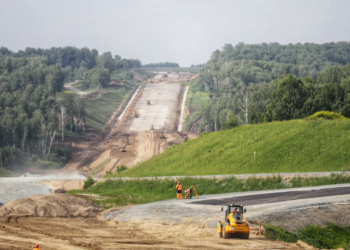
[190,186,350,206]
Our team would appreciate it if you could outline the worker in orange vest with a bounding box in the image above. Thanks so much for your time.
[175,181,183,199]
[33,243,40,250]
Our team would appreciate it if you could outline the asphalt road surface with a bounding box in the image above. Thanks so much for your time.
[190,186,350,206]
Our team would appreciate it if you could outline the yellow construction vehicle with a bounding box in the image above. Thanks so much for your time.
[217,203,250,239]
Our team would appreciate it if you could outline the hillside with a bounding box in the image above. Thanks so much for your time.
[185,42,350,132]
[115,119,350,177]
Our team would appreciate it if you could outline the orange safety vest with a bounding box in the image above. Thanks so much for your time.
[33,248,41,250]
[176,184,182,191]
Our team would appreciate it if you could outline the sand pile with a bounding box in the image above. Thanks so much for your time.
[0,194,104,217]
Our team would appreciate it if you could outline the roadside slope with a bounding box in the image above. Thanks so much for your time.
[115,119,350,177]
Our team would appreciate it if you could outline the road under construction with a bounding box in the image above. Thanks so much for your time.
[2,72,350,249]
[61,72,193,177]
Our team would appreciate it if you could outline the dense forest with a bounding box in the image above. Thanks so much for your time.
[189,42,350,131]
[0,46,142,171]
[142,62,179,68]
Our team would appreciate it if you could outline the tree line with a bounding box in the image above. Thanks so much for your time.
[190,42,350,132]
[0,46,142,170]
[83,52,141,89]
[0,46,142,87]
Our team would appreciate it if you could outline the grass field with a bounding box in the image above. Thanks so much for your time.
[184,81,212,132]
[84,88,132,134]
[0,167,18,177]
[111,119,350,177]
[69,173,350,208]
[71,81,95,92]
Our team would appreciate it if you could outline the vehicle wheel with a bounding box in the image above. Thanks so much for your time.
[217,222,223,238]
[223,223,231,239]
[241,233,250,239]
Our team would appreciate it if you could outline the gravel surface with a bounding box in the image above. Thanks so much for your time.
[101,184,350,228]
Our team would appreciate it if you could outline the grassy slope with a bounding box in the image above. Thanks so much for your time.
[84,88,131,133]
[115,119,350,177]
[264,224,350,250]
[184,81,212,132]
[0,167,18,177]
[70,174,350,207]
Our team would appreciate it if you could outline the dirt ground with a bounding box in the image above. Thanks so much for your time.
[61,73,194,178]
[2,189,348,249]
[0,194,103,217]
[0,214,312,250]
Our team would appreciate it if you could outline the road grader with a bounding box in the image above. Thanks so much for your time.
[217,203,250,239]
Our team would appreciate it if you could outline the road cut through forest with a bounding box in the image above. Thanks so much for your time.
[2,73,348,249]
[61,72,191,178]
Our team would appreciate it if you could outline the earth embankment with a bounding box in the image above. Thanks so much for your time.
[0,194,103,217]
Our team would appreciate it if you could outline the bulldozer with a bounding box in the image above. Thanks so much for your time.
[217,203,250,239]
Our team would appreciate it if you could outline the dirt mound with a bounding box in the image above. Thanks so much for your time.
[250,202,350,233]
[0,194,104,217]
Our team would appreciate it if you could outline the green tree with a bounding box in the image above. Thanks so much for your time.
[97,52,116,73]
[267,75,306,121]
[83,68,110,89]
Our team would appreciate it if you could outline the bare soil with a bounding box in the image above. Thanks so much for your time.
[0,194,103,217]
[61,74,192,178]
[0,214,310,250]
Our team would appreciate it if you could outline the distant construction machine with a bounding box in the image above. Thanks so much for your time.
[129,109,140,118]
[119,147,126,152]
[217,203,250,239]
[147,100,151,105]
[159,131,165,138]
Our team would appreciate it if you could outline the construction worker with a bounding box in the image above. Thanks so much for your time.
[184,188,193,199]
[176,181,183,199]
[33,243,40,250]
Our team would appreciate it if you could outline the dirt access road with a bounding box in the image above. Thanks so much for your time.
[0,214,304,250]
[64,82,88,96]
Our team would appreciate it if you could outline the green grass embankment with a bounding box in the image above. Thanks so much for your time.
[265,223,350,250]
[112,119,350,177]
[184,83,212,132]
[0,167,18,177]
[85,88,132,133]
[69,174,350,208]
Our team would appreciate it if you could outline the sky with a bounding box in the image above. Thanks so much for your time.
[0,0,349,66]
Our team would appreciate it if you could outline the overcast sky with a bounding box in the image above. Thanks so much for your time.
[0,0,349,66]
